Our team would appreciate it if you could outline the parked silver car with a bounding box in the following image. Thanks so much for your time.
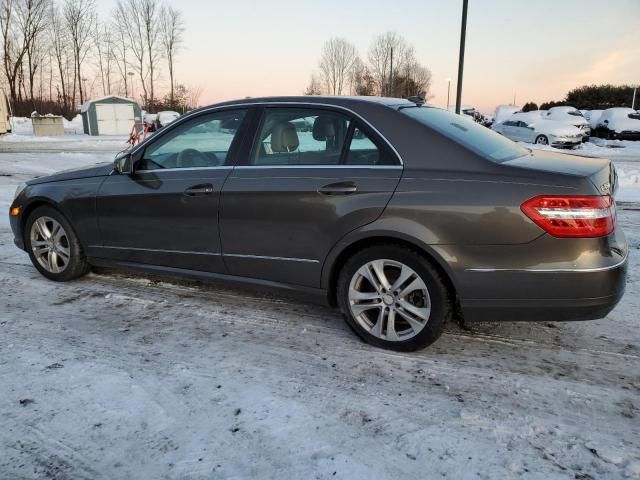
[492,112,583,148]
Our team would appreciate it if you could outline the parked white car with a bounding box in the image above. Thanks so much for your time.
[544,106,590,141]
[492,112,583,148]
[584,110,603,129]
[593,108,640,140]
[494,105,521,125]
[156,111,181,129]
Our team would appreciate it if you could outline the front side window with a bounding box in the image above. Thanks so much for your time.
[402,107,529,162]
[138,109,247,171]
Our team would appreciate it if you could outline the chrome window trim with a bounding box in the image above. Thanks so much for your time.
[136,166,233,173]
[234,165,403,170]
[132,101,405,166]
[465,254,627,273]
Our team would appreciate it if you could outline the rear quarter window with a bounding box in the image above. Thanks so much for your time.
[401,107,529,163]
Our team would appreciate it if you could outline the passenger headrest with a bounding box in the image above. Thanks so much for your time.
[271,121,299,153]
[313,116,336,141]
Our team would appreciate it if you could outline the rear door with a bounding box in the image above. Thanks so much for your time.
[93,108,251,272]
[219,106,402,287]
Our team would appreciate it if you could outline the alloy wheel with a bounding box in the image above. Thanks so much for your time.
[348,259,431,341]
[30,216,70,274]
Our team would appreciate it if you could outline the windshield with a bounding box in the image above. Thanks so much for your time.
[401,107,529,162]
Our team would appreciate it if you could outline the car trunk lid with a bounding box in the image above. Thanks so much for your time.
[504,149,616,196]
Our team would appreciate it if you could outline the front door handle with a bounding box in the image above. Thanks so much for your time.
[318,182,358,195]
[184,183,214,196]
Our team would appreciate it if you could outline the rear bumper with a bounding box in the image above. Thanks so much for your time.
[460,261,627,322]
[433,228,628,323]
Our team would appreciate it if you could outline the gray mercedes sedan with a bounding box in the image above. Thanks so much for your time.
[9,97,627,351]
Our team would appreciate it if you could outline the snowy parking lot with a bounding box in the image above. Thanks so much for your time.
[1,130,639,479]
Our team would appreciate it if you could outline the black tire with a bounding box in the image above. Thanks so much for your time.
[24,205,90,281]
[534,135,549,145]
[336,244,453,352]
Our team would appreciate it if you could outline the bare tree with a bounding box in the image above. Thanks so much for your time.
[95,23,114,96]
[114,0,147,105]
[186,83,202,110]
[110,8,130,97]
[50,1,73,111]
[303,73,322,95]
[22,0,49,107]
[1,0,49,106]
[63,0,96,105]
[140,0,161,109]
[114,0,161,109]
[318,37,357,96]
[159,5,183,109]
[367,32,410,96]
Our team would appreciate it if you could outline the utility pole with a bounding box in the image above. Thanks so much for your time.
[446,78,451,110]
[389,47,394,97]
[455,0,469,114]
[633,86,637,110]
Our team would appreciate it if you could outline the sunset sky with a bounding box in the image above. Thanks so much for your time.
[98,0,640,113]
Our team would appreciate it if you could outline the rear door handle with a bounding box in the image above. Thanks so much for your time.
[318,182,358,195]
[184,183,214,196]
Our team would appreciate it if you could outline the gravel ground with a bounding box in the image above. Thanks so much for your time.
[0,137,639,480]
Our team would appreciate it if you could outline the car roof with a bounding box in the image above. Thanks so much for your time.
[195,96,417,112]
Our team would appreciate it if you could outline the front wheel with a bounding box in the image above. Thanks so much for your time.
[25,206,90,281]
[535,135,549,145]
[337,245,453,351]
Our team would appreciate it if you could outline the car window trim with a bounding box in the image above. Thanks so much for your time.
[152,102,402,166]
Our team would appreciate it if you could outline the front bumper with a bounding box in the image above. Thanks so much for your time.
[551,139,581,149]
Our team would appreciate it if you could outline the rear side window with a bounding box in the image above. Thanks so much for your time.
[401,107,529,162]
[251,108,399,167]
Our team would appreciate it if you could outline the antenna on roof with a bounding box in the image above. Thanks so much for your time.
[407,95,425,106]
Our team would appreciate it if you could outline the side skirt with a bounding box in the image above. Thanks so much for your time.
[87,257,331,306]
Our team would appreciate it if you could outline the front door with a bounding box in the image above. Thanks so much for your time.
[92,108,250,272]
[219,106,402,288]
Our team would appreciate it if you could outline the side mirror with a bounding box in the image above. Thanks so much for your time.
[114,153,132,175]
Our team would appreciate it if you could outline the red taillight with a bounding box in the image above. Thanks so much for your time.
[521,195,615,238]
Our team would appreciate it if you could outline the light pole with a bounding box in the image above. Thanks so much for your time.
[446,78,451,110]
[128,72,135,101]
[455,0,469,114]
[633,85,637,110]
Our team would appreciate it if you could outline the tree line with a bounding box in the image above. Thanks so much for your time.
[522,84,638,111]
[306,32,433,99]
[1,0,199,119]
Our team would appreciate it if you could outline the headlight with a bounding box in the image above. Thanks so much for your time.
[14,182,26,200]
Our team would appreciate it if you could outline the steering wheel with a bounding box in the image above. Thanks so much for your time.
[176,148,211,168]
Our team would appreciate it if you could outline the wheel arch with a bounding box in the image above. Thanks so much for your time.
[20,198,68,242]
[322,232,460,308]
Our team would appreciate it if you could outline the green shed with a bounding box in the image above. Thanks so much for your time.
[80,96,141,136]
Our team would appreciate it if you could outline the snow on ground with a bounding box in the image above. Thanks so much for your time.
[0,134,639,479]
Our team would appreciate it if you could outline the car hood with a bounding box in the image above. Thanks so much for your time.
[547,113,588,126]
[533,120,581,136]
[27,162,113,185]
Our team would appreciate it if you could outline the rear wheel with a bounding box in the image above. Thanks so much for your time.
[25,206,90,281]
[337,245,453,351]
[535,135,549,145]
